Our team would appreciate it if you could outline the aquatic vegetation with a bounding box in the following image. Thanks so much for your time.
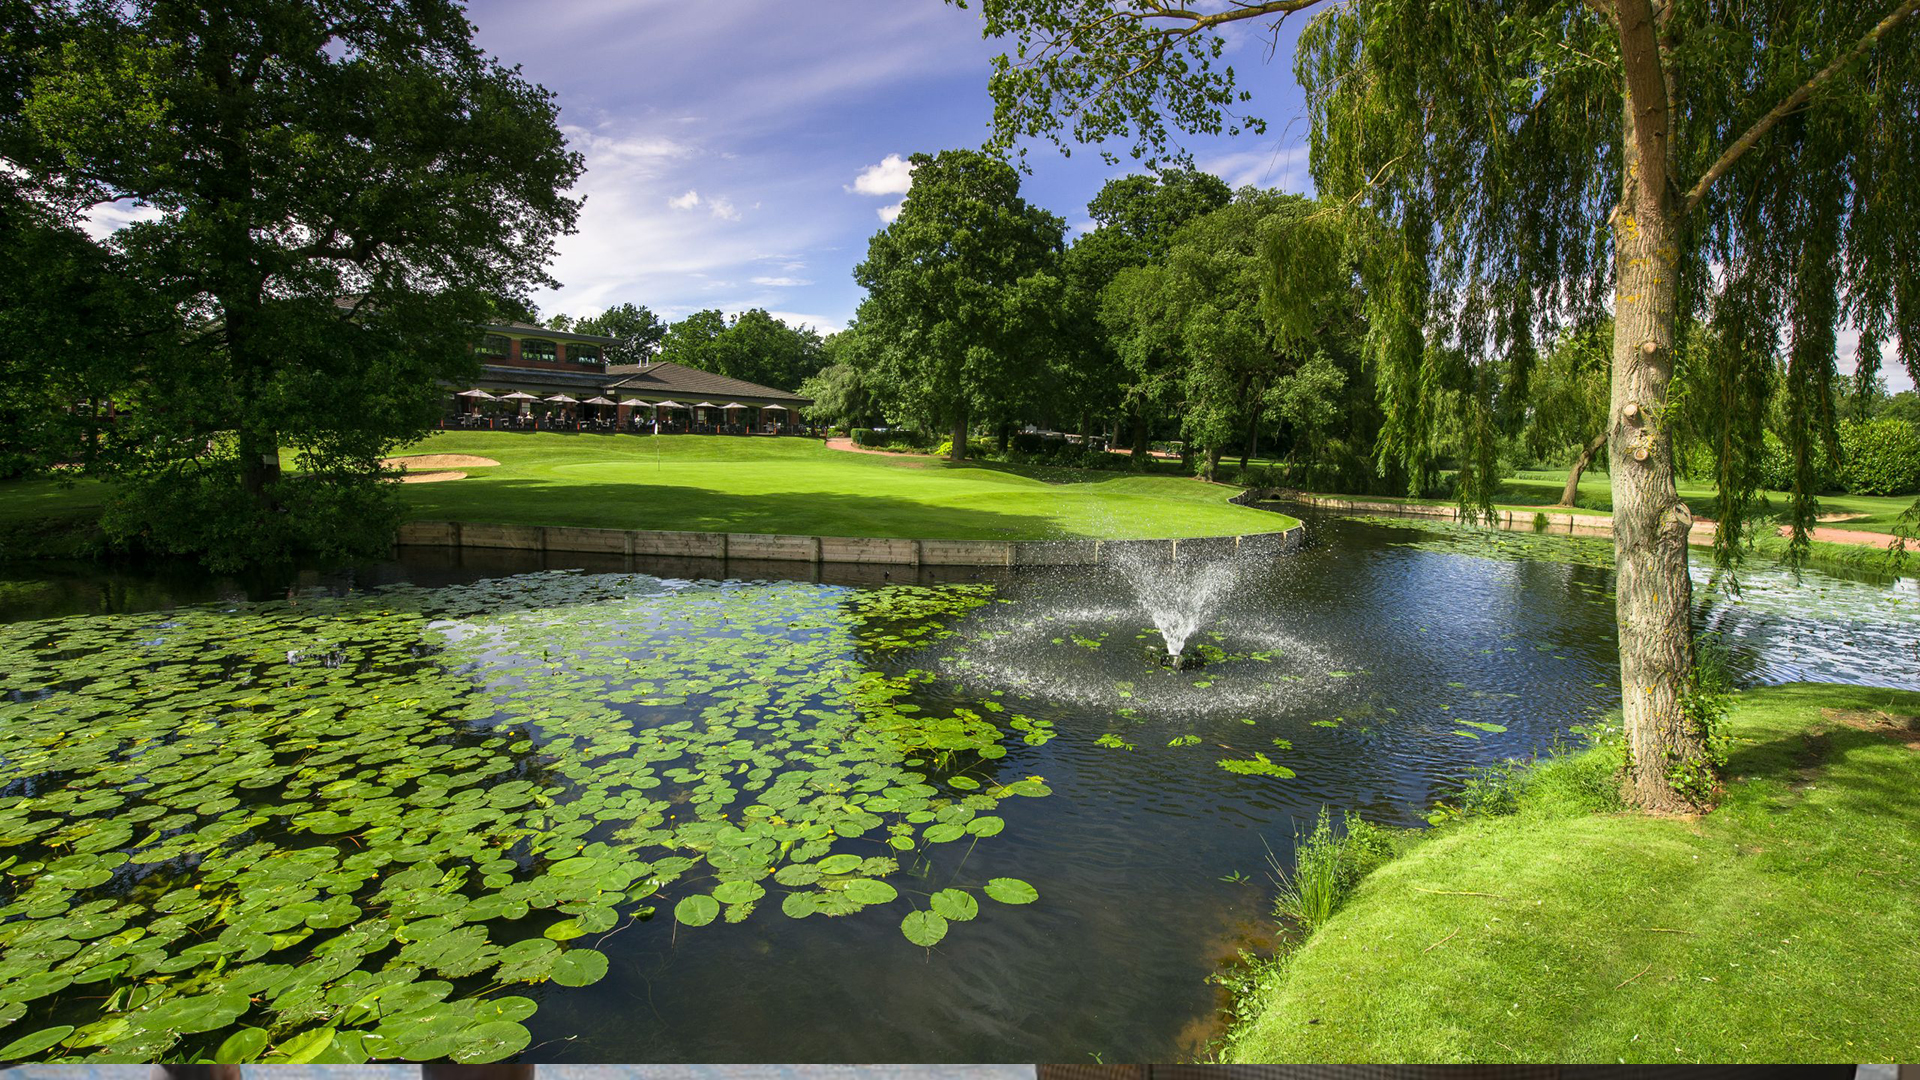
[0,572,1034,1062]
[1217,753,1295,778]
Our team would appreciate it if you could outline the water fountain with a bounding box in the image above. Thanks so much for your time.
[926,548,1343,718]
[1108,548,1247,670]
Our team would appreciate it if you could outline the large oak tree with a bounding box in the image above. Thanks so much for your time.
[960,0,1920,809]
[7,0,582,568]
[853,149,1065,461]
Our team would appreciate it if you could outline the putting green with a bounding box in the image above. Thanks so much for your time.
[387,431,1293,541]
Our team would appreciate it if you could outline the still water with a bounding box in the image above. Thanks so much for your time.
[0,513,1912,1063]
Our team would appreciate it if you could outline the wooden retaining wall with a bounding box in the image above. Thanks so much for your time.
[393,520,1305,567]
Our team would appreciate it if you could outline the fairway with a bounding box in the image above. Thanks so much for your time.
[386,431,1293,541]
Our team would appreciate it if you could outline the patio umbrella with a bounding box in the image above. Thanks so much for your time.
[653,400,687,408]
[760,403,788,411]
[721,402,746,410]
[582,396,615,405]
[499,391,538,401]
[692,401,719,409]
[543,394,577,403]
[456,389,497,399]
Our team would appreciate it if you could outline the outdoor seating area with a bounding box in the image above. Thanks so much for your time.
[445,389,804,436]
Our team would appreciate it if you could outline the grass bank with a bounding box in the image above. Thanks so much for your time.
[0,434,1294,554]
[383,431,1292,541]
[1223,682,1920,1064]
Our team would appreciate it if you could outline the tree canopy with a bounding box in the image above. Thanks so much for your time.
[5,0,583,568]
[956,0,1920,810]
[853,149,1065,460]
[655,308,825,391]
[575,302,668,366]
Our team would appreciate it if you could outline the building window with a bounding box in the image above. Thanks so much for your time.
[570,345,602,366]
[521,338,557,363]
[476,334,511,360]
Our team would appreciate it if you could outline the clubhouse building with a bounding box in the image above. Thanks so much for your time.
[448,321,812,435]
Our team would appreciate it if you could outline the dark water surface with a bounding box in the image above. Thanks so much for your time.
[0,514,1912,1064]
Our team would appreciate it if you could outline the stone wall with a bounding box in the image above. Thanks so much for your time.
[393,520,1306,567]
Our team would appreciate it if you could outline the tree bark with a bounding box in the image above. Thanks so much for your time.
[1559,431,1607,506]
[1610,9,1701,811]
[1130,407,1150,467]
[949,405,969,462]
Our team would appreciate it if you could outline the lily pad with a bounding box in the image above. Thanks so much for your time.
[900,910,948,947]
[928,888,978,922]
[674,894,721,927]
[983,877,1039,905]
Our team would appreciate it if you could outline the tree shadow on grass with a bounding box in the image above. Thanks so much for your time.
[398,476,1073,541]
[1719,685,1920,819]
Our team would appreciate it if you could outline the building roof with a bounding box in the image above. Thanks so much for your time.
[480,321,619,346]
[604,361,810,405]
[468,361,810,406]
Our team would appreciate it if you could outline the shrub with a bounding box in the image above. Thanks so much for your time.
[850,427,875,447]
[932,438,992,460]
[1836,417,1920,495]
[1271,807,1397,931]
[1010,431,1054,455]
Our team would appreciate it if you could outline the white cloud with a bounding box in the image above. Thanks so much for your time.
[1196,145,1311,191]
[668,189,702,210]
[877,201,904,224]
[79,199,167,242]
[850,153,915,196]
[707,195,741,222]
[751,276,812,287]
[757,310,844,335]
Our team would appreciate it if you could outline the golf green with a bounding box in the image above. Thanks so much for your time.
[388,432,1293,541]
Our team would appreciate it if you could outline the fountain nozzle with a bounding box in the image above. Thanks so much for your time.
[1156,649,1204,672]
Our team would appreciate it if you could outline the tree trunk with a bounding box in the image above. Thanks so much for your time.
[996,423,1010,455]
[949,406,968,462]
[1204,445,1222,480]
[1130,408,1149,467]
[1610,8,1701,811]
[1559,431,1607,507]
[237,425,281,500]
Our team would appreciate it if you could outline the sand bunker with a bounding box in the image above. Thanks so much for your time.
[382,454,499,470]
[396,470,466,484]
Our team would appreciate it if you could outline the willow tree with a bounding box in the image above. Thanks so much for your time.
[962,0,1920,810]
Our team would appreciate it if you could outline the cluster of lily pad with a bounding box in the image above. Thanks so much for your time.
[0,572,1039,1062]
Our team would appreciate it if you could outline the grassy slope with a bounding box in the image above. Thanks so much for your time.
[383,431,1290,541]
[1225,683,1920,1064]
[1502,469,1916,534]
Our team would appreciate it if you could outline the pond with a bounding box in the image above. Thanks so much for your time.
[0,512,1913,1063]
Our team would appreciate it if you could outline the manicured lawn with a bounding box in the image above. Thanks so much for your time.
[384,431,1292,541]
[1224,682,1920,1063]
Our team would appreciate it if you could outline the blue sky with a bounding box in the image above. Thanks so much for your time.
[463,0,1315,336]
[447,1,1902,392]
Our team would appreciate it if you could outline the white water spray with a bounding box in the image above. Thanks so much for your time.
[1109,550,1244,664]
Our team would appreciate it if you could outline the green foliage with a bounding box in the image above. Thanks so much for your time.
[1271,807,1396,931]
[1836,417,1920,495]
[6,0,584,568]
[1216,752,1294,778]
[1670,632,1735,807]
[656,308,825,391]
[572,303,667,366]
[853,149,1065,459]
[0,573,1043,1060]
